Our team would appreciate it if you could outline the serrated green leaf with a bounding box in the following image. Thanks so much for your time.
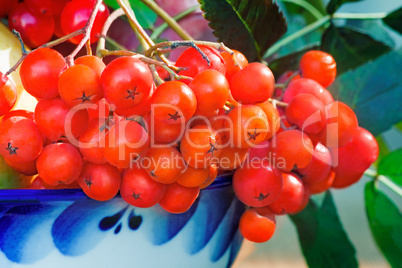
[328,48,402,136]
[378,149,402,187]
[326,0,362,15]
[268,43,319,77]
[383,7,402,34]
[290,191,358,268]
[365,182,402,267]
[321,24,391,74]
[103,0,157,29]
[198,0,287,61]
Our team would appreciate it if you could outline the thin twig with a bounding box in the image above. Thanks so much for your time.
[65,0,104,66]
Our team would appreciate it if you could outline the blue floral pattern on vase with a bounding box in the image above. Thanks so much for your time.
[0,174,245,268]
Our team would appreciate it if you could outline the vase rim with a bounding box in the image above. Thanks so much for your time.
[0,173,233,202]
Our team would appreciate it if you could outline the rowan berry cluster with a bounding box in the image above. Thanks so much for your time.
[0,45,379,244]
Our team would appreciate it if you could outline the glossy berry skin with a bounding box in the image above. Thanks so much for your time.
[0,109,35,125]
[34,98,89,142]
[60,0,109,44]
[77,162,121,201]
[220,50,248,82]
[298,142,331,184]
[268,173,305,215]
[120,166,167,208]
[176,165,210,188]
[217,146,249,171]
[268,129,314,172]
[321,101,358,148]
[8,3,55,48]
[230,62,275,104]
[74,55,106,78]
[225,105,269,148]
[233,164,283,207]
[78,118,109,164]
[20,48,66,99]
[0,73,17,116]
[36,143,83,185]
[0,0,18,18]
[102,119,150,168]
[150,118,184,145]
[286,93,326,134]
[175,45,226,80]
[101,57,153,110]
[331,127,379,188]
[59,64,102,107]
[189,69,230,117]
[239,207,276,243]
[256,101,280,140]
[158,182,200,214]
[180,124,222,168]
[283,78,334,105]
[0,116,43,163]
[151,81,197,124]
[306,170,335,194]
[142,146,185,184]
[199,164,218,189]
[300,50,337,88]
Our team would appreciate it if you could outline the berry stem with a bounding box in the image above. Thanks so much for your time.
[376,175,402,197]
[117,0,153,50]
[140,0,194,40]
[264,15,331,58]
[96,8,125,57]
[150,5,199,40]
[65,0,104,66]
[265,11,389,59]
[332,12,387,20]
[116,0,172,66]
[269,98,288,108]
[11,30,28,56]
[279,0,324,20]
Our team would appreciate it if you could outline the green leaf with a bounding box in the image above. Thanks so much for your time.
[198,0,287,61]
[378,149,402,187]
[103,0,157,29]
[290,192,358,268]
[268,42,319,77]
[365,182,402,267]
[321,24,391,74]
[383,7,402,34]
[328,49,402,136]
[326,0,362,15]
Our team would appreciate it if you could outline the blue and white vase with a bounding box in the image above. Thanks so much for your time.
[0,174,245,268]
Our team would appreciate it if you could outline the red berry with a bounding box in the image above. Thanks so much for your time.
[9,3,54,48]
[283,78,334,105]
[331,127,379,188]
[239,207,276,243]
[299,50,337,88]
[60,0,109,44]
[233,163,283,207]
[101,56,153,110]
[230,62,275,104]
[120,166,167,208]
[268,173,305,215]
[36,143,83,185]
[158,183,200,214]
[268,129,314,172]
[175,45,226,80]
[77,162,121,201]
[20,48,66,99]
[0,73,17,116]
[286,93,326,134]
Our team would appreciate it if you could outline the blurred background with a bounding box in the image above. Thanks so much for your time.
[234,0,401,266]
